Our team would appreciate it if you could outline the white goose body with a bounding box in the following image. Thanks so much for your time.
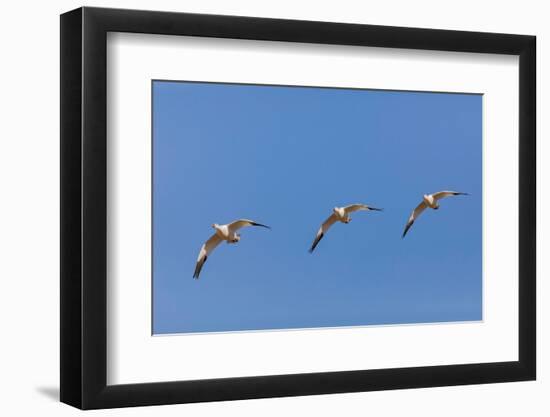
[213,224,237,242]
[422,194,439,209]
[333,207,350,223]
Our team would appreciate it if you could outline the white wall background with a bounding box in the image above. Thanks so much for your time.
[0,0,545,415]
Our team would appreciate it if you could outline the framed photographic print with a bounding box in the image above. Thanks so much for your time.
[60,6,536,409]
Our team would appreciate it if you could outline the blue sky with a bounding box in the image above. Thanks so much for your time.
[152,80,482,335]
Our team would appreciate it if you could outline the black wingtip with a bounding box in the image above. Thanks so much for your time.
[455,192,469,196]
[402,222,412,239]
[369,207,383,211]
[309,233,323,253]
[251,222,271,229]
[193,256,207,279]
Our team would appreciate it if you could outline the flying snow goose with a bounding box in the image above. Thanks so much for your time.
[309,204,382,253]
[193,219,270,279]
[402,191,469,238]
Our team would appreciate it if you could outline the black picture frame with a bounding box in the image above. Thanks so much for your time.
[60,6,536,410]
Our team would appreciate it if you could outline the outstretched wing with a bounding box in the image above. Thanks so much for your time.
[402,202,428,238]
[228,219,271,233]
[343,204,383,214]
[433,191,469,201]
[193,234,223,279]
[309,214,338,253]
